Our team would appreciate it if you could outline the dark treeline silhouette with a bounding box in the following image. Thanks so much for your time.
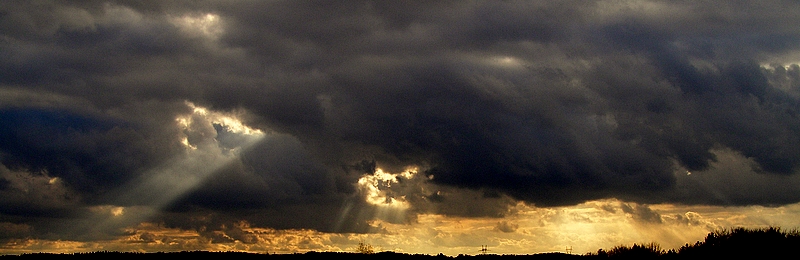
[586,226,800,259]
[1,227,798,259]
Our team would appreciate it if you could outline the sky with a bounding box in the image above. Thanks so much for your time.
[1,0,800,256]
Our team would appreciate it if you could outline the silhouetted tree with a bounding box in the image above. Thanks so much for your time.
[604,242,663,259]
[677,226,799,258]
[356,242,375,254]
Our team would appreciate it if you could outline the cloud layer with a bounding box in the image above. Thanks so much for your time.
[2,0,800,249]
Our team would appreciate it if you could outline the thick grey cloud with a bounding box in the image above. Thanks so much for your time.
[2,0,800,244]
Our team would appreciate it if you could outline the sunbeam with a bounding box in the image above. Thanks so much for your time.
[68,102,266,239]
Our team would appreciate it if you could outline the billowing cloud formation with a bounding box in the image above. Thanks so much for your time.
[2,0,800,251]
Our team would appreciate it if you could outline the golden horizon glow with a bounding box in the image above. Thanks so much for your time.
[4,199,799,256]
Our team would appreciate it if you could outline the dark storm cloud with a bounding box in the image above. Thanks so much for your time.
[0,108,181,198]
[2,0,800,243]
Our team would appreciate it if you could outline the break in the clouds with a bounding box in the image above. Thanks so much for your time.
[2,0,800,253]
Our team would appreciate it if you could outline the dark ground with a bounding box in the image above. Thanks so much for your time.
[0,251,583,260]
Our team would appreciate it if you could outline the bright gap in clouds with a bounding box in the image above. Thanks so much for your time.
[170,13,223,39]
[492,56,524,67]
[334,168,418,234]
[357,168,415,210]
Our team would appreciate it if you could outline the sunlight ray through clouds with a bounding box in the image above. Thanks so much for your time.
[73,102,267,239]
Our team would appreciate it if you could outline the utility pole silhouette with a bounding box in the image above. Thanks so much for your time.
[480,245,489,255]
[565,246,573,254]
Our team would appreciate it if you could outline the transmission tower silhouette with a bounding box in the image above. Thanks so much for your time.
[479,245,489,255]
[565,246,573,254]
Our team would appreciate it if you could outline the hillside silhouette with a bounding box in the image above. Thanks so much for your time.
[1,227,797,259]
